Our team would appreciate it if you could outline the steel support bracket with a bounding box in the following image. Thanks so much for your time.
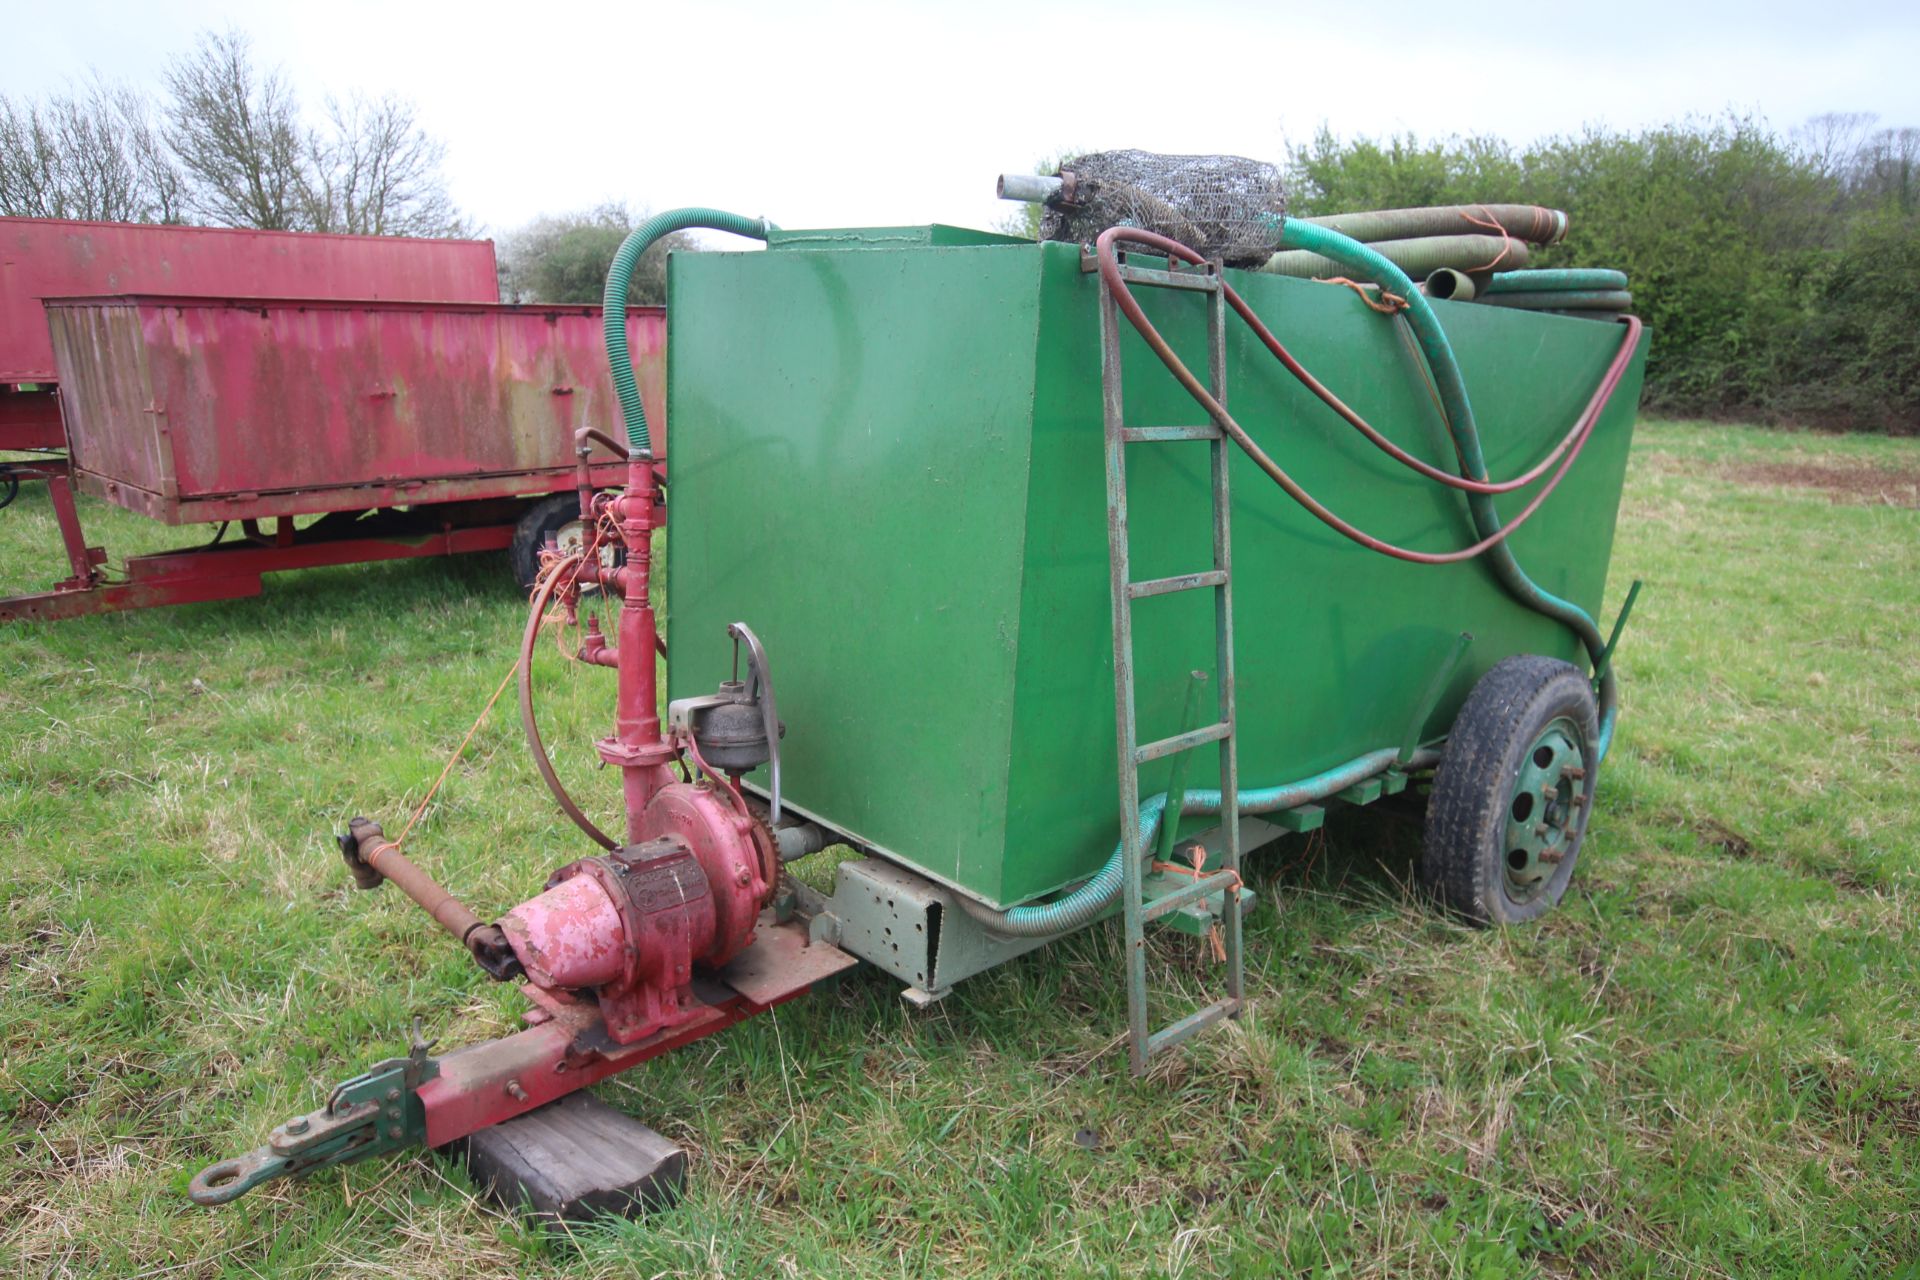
[187,1023,439,1206]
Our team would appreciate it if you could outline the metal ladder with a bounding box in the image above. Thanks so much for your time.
[1090,251,1243,1076]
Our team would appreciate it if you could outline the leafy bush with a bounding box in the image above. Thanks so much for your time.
[1284,116,1920,432]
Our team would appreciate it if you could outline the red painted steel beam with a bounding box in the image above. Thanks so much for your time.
[0,523,513,623]
[72,461,632,527]
[419,912,853,1148]
[420,997,762,1147]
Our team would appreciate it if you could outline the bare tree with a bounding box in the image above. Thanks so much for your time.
[163,28,306,229]
[7,26,464,237]
[301,94,466,237]
[1795,111,1879,182]
[0,80,183,222]
[1854,126,1920,211]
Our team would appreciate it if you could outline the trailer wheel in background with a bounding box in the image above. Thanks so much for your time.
[510,494,622,593]
[1420,654,1599,926]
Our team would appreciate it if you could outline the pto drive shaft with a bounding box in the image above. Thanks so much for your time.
[337,817,521,980]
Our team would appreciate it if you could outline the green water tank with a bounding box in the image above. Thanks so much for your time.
[664,226,1646,909]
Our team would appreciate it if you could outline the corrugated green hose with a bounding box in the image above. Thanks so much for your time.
[1272,217,1620,758]
[1486,268,1628,294]
[1482,289,1633,313]
[1265,234,1530,281]
[1300,204,1566,245]
[958,747,1439,937]
[604,209,775,455]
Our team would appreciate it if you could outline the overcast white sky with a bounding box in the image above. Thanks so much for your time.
[6,0,1918,241]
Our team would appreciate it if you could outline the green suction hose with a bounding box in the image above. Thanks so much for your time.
[1300,204,1566,245]
[1486,269,1628,294]
[1264,233,1530,281]
[1271,217,1620,758]
[958,747,1439,937]
[1481,289,1633,313]
[604,208,775,455]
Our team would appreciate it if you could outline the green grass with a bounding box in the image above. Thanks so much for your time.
[3,419,1918,1278]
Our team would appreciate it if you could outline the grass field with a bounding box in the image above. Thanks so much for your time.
[3,419,1918,1278]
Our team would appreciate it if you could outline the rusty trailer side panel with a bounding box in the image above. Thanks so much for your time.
[45,298,666,524]
[0,217,500,384]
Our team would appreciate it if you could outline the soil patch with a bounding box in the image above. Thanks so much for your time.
[1723,461,1920,507]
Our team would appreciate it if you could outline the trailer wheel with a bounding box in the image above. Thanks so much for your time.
[1420,654,1599,926]
[510,494,621,592]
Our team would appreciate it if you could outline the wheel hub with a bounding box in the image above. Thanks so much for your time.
[1501,717,1589,902]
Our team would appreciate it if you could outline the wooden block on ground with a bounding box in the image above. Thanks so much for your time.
[450,1091,686,1225]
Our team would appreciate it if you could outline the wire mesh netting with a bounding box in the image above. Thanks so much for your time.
[1038,150,1287,267]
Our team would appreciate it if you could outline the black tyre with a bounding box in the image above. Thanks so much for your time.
[511,492,629,593]
[1420,654,1600,926]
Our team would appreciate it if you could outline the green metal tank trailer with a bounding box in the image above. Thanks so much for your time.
[189,153,1647,1217]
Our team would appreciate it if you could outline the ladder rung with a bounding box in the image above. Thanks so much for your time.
[1135,721,1230,765]
[1121,424,1221,443]
[1128,569,1227,600]
[1147,997,1238,1056]
[1142,869,1240,924]
[1116,263,1220,293]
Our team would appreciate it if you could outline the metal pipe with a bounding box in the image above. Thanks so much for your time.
[996,173,1065,203]
[573,425,630,519]
[610,453,676,843]
[774,822,832,862]
[341,817,483,943]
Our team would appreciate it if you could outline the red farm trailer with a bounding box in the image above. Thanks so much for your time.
[1,293,665,622]
[0,217,501,453]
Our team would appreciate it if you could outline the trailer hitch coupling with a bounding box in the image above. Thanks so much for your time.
[187,1021,438,1205]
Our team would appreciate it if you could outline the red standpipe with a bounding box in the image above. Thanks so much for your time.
[489,448,778,1051]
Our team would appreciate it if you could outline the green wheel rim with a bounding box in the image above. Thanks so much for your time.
[1501,716,1589,903]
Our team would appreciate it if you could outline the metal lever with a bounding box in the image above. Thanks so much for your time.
[726,621,784,822]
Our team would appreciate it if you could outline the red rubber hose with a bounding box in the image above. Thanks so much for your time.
[1094,226,1641,566]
